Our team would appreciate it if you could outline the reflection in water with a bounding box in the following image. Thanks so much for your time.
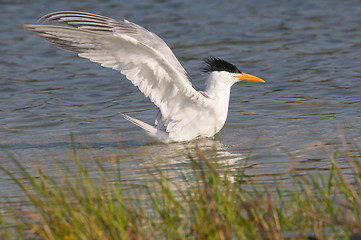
[139,138,242,167]
[135,138,244,185]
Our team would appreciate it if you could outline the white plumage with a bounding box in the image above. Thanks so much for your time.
[23,11,264,143]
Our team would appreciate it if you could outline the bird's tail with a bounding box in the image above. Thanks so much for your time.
[122,114,171,143]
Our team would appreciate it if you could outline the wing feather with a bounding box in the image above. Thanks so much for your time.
[23,11,212,133]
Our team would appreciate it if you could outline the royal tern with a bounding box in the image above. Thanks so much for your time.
[23,11,265,143]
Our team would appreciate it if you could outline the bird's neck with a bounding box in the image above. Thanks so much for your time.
[204,72,233,129]
[204,72,233,102]
[203,72,234,133]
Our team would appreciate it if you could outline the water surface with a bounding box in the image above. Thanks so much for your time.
[1,0,361,192]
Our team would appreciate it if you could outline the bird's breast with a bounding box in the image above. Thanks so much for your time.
[166,103,228,142]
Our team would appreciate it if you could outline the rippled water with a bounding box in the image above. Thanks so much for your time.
[1,0,361,190]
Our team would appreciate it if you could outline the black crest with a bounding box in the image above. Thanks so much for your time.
[202,57,241,73]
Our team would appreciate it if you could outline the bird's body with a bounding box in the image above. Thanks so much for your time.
[23,11,264,143]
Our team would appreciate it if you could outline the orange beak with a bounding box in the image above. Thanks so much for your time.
[234,73,265,83]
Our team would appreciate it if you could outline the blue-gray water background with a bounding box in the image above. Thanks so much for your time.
[0,0,360,195]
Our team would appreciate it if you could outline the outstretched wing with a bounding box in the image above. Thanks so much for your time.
[23,11,212,125]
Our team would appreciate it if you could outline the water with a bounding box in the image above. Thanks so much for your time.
[1,0,361,192]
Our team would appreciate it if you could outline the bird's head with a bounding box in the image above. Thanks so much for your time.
[203,57,265,86]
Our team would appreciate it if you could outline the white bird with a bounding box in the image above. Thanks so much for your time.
[23,11,265,143]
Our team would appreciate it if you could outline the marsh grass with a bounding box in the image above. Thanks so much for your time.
[1,135,361,239]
